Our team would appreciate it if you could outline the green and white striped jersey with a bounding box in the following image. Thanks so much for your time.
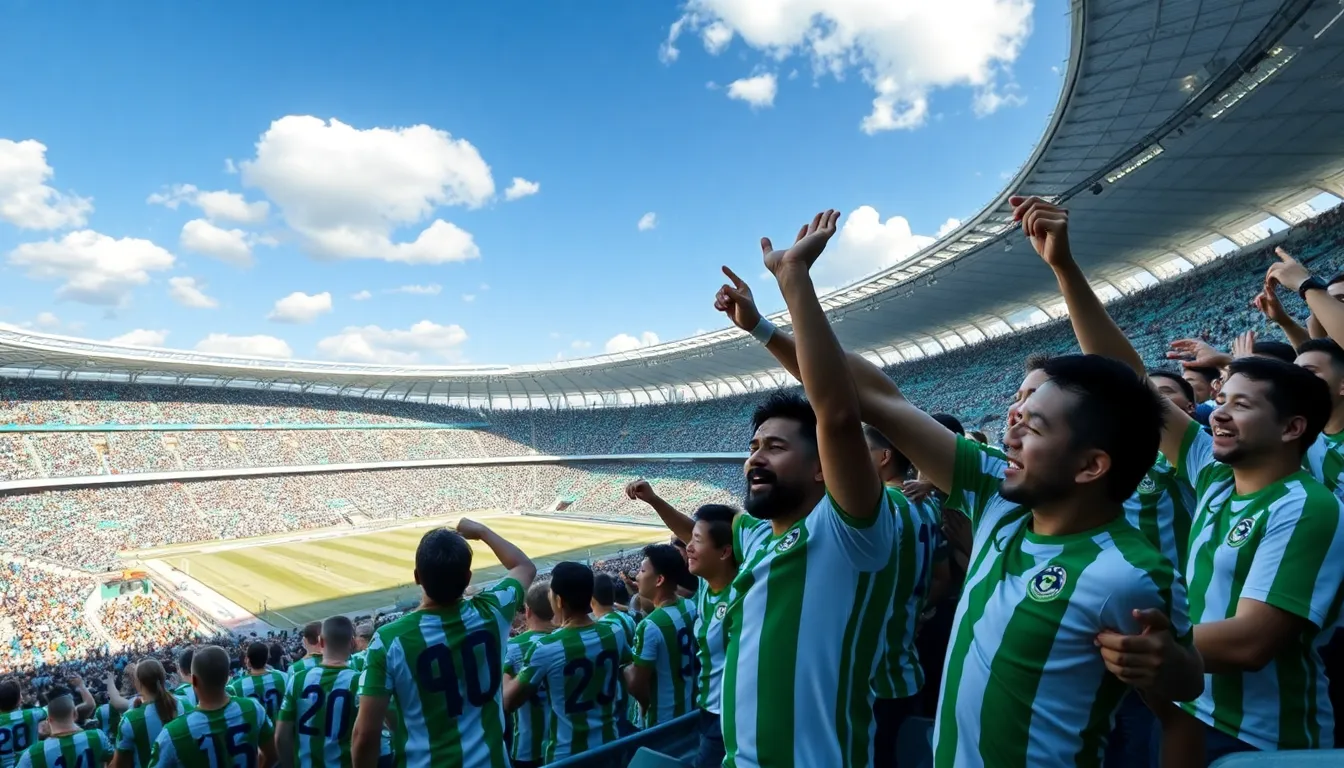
[228,670,288,722]
[93,703,121,743]
[597,610,636,646]
[934,436,1192,768]
[691,579,731,716]
[170,684,197,708]
[596,609,639,727]
[515,622,630,763]
[16,730,111,768]
[278,665,361,768]
[1303,429,1344,501]
[116,696,191,768]
[632,598,698,727]
[722,490,895,768]
[0,707,46,768]
[503,629,551,763]
[1177,421,1344,750]
[147,695,273,768]
[348,651,367,674]
[873,487,941,701]
[290,654,322,678]
[1123,454,1196,574]
[357,578,523,768]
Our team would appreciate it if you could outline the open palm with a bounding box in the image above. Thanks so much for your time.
[763,210,840,275]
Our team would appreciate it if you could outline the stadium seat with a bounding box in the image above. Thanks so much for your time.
[1211,751,1344,766]
[896,716,935,767]
[627,747,691,767]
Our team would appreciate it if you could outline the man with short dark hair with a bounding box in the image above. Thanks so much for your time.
[1183,367,1221,426]
[348,624,375,674]
[1150,370,1197,417]
[289,624,324,678]
[278,616,361,768]
[624,544,697,730]
[505,562,628,763]
[1297,338,1344,501]
[503,583,554,768]
[148,646,278,767]
[227,642,287,721]
[352,518,535,768]
[589,572,638,736]
[15,686,110,768]
[0,679,47,768]
[170,649,197,707]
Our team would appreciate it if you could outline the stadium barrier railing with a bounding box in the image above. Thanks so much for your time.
[547,712,699,767]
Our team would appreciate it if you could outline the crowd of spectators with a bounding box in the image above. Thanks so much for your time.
[0,561,102,668]
[97,593,206,648]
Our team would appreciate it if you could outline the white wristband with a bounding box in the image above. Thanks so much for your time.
[749,317,776,345]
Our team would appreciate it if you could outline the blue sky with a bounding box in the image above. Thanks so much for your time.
[0,0,1068,365]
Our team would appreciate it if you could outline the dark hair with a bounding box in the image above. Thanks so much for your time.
[1148,370,1196,404]
[612,581,630,606]
[549,562,595,612]
[1252,340,1297,365]
[302,621,321,645]
[592,573,616,607]
[322,616,356,654]
[356,623,374,641]
[1297,338,1344,372]
[44,687,74,719]
[1025,353,1051,373]
[415,528,474,604]
[644,543,694,592]
[246,642,269,670]
[0,680,19,710]
[1328,274,1344,288]
[932,413,965,436]
[1041,354,1165,502]
[268,643,285,670]
[968,430,989,444]
[671,538,687,551]
[135,659,177,726]
[192,646,231,691]
[1226,357,1332,455]
[693,504,736,550]
[176,648,195,678]
[1184,366,1220,385]
[862,423,912,475]
[751,392,817,453]
[525,581,555,620]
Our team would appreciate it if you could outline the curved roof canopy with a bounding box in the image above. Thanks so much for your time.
[3,0,1343,408]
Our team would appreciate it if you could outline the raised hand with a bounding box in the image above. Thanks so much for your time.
[455,518,490,541]
[713,266,762,331]
[1166,338,1231,370]
[901,478,935,503]
[1252,281,1292,325]
[1230,330,1257,360]
[624,479,657,503]
[1009,195,1072,268]
[762,210,841,276]
[1266,246,1312,293]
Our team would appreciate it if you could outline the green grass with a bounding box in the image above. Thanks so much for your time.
[169,517,659,628]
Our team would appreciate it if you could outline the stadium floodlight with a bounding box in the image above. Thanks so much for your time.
[1104,143,1164,185]
[1206,46,1297,120]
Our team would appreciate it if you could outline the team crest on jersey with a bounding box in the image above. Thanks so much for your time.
[1137,474,1157,494]
[1028,565,1067,602]
[776,529,801,553]
[1226,518,1255,548]
[714,602,728,620]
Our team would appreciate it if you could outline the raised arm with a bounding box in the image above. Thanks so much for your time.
[761,210,882,519]
[1254,282,1311,349]
[716,266,956,492]
[455,518,536,589]
[1010,196,1195,467]
[625,479,694,543]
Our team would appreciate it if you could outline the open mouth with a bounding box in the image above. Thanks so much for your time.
[1212,426,1236,439]
[747,469,775,490]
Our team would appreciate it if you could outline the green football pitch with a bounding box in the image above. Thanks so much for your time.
[163,516,660,629]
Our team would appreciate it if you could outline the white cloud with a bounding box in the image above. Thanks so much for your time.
[936,217,961,237]
[605,331,661,354]
[663,0,1033,133]
[223,158,238,175]
[7,230,174,306]
[387,284,442,296]
[168,276,219,309]
[268,291,333,323]
[240,116,491,264]
[351,290,372,301]
[316,320,468,364]
[571,340,592,350]
[637,212,658,231]
[33,312,62,330]
[504,177,540,201]
[147,184,269,224]
[180,219,256,266]
[726,73,777,108]
[195,333,294,359]
[972,81,1026,116]
[811,205,936,289]
[461,293,476,303]
[0,139,93,230]
[109,329,169,348]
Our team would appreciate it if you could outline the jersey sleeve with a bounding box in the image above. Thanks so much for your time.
[147,728,177,768]
[97,731,113,756]
[1177,419,1217,491]
[503,638,526,677]
[357,632,392,698]
[946,435,1009,530]
[256,700,275,742]
[277,674,299,722]
[1100,553,1195,649]
[15,751,31,768]
[515,638,557,690]
[1240,486,1344,628]
[632,618,663,668]
[471,577,524,630]
[116,715,135,752]
[732,513,771,565]
[810,489,895,572]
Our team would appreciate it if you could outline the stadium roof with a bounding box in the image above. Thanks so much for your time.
[3,0,1344,408]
